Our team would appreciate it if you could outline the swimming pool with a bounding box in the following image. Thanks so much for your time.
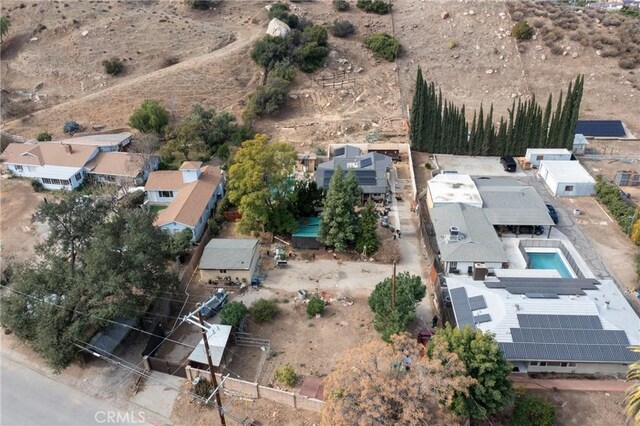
[527,252,574,278]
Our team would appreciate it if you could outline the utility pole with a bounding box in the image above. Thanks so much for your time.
[391,261,397,307]
[198,310,226,426]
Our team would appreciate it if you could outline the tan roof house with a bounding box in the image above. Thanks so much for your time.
[145,161,224,242]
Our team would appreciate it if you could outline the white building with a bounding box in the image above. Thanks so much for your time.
[62,132,132,152]
[539,160,596,197]
[525,148,572,168]
[572,134,589,155]
[145,161,224,242]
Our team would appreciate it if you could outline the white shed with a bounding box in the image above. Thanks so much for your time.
[525,148,573,168]
[573,134,589,155]
[539,160,596,197]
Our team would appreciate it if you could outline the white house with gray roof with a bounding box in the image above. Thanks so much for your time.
[199,239,260,282]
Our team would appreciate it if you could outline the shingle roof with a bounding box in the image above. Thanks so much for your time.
[145,170,188,191]
[154,166,222,228]
[199,239,259,270]
[431,203,508,263]
[85,152,140,177]
[1,142,96,168]
[179,161,203,170]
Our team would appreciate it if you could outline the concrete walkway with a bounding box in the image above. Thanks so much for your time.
[510,374,630,393]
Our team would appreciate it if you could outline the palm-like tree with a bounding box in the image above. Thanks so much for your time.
[625,346,640,425]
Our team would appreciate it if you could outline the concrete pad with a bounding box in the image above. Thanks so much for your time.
[434,154,528,177]
[129,371,184,419]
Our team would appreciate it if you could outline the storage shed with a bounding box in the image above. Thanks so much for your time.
[573,134,589,155]
[525,148,573,168]
[292,217,322,249]
[539,161,596,197]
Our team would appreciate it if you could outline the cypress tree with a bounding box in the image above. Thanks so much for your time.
[481,104,494,156]
[409,68,425,150]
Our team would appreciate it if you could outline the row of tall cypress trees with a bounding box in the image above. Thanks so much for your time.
[410,68,584,156]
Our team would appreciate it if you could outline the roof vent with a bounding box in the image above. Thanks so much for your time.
[514,304,520,311]
[605,300,610,309]
[449,226,459,236]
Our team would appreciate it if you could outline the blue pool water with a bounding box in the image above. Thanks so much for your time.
[528,252,573,278]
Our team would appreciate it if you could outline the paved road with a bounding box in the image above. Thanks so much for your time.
[1,357,148,426]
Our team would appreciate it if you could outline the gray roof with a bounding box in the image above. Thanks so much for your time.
[472,177,554,226]
[199,239,258,270]
[316,151,392,194]
[332,145,361,158]
[188,324,232,367]
[431,203,509,263]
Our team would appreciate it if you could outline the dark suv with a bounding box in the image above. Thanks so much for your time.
[546,204,559,224]
[508,225,544,235]
[500,156,517,172]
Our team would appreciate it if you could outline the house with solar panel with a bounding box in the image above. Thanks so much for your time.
[315,145,394,199]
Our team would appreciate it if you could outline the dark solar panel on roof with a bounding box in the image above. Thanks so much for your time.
[359,157,373,168]
[468,295,487,311]
[334,147,345,157]
[575,120,626,137]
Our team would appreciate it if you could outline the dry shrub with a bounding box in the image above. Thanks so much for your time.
[602,16,622,27]
[532,8,548,18]
[555,18,578,31]
[542,29,563,43]
[161,56,179,68]
[532,19,545,29]
[601,47,621,58]
[619,57,638,70]
[511,11,524,21]
[549,44,564,56]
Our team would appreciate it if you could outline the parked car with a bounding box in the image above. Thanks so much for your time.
[508,225,544,235]
[500,156,517,172]
[546,204,559,224]
[380,215,389,228]
[199,289,228,318]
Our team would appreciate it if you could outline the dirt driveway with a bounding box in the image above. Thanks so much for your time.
[559,196,639,291]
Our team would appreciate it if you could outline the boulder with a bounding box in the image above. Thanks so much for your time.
[266,18,290,37]
[441,11,449,19]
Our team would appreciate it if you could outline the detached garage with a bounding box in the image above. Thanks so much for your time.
[525,148,573,168]
[539,160,596,197]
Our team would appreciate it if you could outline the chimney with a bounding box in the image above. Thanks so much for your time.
[472,263,488,281]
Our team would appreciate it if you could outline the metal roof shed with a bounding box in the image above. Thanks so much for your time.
[188,324,232,369]
[539,161,596,197]
[292,217,322,249]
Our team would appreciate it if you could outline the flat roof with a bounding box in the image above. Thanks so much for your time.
[447,275,640,363]
[188,324,232,367]
[427,174,483,207]
[575,120,626,138]
[540,161,596,184]
[293,217,320,238]
[63,132,132,147]
[199,239,258,270]
[525,148,572,155]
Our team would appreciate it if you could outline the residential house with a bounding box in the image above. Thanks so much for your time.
[316,145,394,197]
[1,141,156,190]
[145,161,224,242]
[198,238,260,282]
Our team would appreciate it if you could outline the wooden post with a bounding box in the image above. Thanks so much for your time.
[198,311,226,426]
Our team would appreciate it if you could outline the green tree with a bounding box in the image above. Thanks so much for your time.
[187,0,220,10]
[510,393,555,426]
[318,167,360,251]
[356,0,391,14]
[356,202,379,255]
[290,179,324,218]
[427,324,513,419]
[129,100,169,134]
[330,19,356,38]
[306,296,326,316]
[251,35,288,73]
[0,200,176,370]
[368,272,426,341]
[626,346,640,424]
[511,20,534,40]
[363,32,401,61]
[293,42,329,73]
[220,301,248,328]
[0,16,9,42]
[102,57,124,76]
[250,298,279,323]
[227,135,298,235]
[243,78,292,120]
[166,228,193,261]
[36,132,53,141]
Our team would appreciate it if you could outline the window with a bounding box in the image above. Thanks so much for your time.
[219,269,227,273]
[529,362,538,366]
[536,155,544,161]
[75,173,82,182]
[560,362,568,367]
[159,190,174,198]
[547,362,561,367]
[14,165,23,172]
[568,362,576,367]
[41,178,71,186]
[564,185,574,192]
[538,362,547,367]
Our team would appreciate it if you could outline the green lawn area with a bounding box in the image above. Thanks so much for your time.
[149,205,167,216]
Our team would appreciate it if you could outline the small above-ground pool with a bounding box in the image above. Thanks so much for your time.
[527,251,575,278]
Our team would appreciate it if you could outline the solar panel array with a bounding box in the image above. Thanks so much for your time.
[575,120,626,138]
[359,157,373,168]
[468,295,487,311]
[473,314,491,324]
[485,277,600,297]
[496,314,640,363]
[333,147,345,157]
[449,287,475,328]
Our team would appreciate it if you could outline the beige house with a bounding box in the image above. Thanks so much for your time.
[199,239,260,283]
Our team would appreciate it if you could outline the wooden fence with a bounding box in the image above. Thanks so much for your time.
[144,355,187,378]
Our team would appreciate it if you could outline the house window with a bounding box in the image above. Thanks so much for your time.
[536,155,544,161]
[529,362,538,366]
[547,362,561,367]
[219,269,227,273]
[560,362,568,367]
[75,173,82,182]
[41,178,71,186]
[159,190,174,198]
[14,165,23,172]
[564,185,574,192]
[448,262,458,274]
[539,362,547,367]
[568,362,577,367]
